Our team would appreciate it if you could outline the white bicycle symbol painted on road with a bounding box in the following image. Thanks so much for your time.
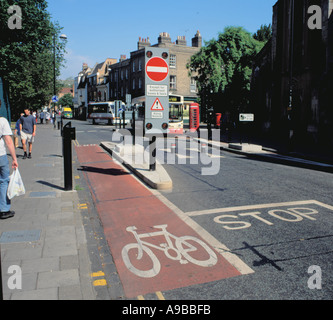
[121,224,218,278]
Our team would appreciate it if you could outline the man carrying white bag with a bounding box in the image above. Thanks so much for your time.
[0,104,19,220]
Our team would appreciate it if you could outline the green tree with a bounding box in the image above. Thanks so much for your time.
[253,24,272,43]
[58,93,73,108]
[188,26,264,117]
[0,0,67,120]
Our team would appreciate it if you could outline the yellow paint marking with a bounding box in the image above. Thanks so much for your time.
[78,203,88,210]
[93,279,107,287]
[91,271,105,278]
[137,295,145,300]
[74,175,80,179]
[156,291,165,300]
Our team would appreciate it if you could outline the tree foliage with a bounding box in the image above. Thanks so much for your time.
[253,24,272,43]
[0,0,67,119]
[58,93,73,108]
[188,26,264,116]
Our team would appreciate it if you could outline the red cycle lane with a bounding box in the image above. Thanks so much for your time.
[76,145,242,298]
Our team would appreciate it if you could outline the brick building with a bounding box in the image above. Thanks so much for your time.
[251,0,333,151]
[108,31,202,109]
[87,58,117,102]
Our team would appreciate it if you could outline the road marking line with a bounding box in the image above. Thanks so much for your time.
[156,291,165,300]
[111,149,254,275]
[312,200,333,211]
[78,203,88,210]
[152,190,254,276]
[185,200,318,217]
[137,295,145,300]
[91,271,105,278]
[91,271,107,287]
[93,279,107,287]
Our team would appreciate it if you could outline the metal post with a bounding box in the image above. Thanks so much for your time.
[132,110,136,146]
[123,110,126,129]
[63,122,74,191]
[149,136,156,171]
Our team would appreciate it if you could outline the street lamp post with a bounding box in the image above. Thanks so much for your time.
[53,33,67,130]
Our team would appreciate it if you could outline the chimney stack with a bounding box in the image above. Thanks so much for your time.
[192,30,202,48]
[176,35,187,46]
[138,36,151,50]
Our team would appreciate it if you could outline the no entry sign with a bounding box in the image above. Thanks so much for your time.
[146,57,169,82]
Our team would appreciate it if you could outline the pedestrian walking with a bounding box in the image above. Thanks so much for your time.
[0,100,19,219]
[20,108,36,159]
[40,111,44,124]
[14,113,24,148]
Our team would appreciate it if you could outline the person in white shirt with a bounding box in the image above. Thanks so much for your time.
[0,100,19,219]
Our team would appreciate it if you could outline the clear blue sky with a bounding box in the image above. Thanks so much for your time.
[47,0,277,79]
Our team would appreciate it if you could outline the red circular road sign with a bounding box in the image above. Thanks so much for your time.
[146,57,169,82]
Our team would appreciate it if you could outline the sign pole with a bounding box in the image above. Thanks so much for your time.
[144,47,170,171]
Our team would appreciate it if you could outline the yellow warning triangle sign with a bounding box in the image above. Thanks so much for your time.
[151,98,164,111]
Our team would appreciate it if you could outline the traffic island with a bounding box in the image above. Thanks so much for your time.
[228,143,263,153]
[101,141,173,191]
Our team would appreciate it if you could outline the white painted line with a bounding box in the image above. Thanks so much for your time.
[152,191,255,276]
[312,200,333,212]
[185,200,319,217]
[147,66,168,73]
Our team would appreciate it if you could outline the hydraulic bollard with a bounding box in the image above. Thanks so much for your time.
[149,136,157,171]
[132,110,136,146]
[63,122,76,191]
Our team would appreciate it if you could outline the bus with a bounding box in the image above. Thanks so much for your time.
[168,95,184,134]
[62,107,73,119]
[87,101,127,125]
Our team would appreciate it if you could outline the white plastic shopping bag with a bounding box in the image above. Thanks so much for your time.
[7,168,26,199]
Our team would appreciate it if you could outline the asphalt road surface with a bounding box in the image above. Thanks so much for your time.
[72,120,333,300]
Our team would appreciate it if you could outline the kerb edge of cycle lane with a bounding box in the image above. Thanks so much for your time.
[75,145,246,298]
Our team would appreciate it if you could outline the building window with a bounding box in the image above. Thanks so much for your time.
[170,55,176,68]
[190,77,197,93]
[132,61,136,72]
[170,76,177,90]
[126,69,128,79]
[138,60,142,71]
[139,78,142,89]
[132,79,136,90]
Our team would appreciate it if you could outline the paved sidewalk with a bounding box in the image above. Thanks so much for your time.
[0,123,96,300]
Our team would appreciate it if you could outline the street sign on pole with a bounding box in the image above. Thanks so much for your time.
[239,113,254,122]
[144,47,169,136]
[52,95,59,103]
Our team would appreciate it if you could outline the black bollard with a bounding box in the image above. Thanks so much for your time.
[63,122,76,191]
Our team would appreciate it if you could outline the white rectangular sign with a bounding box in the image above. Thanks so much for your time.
[151,112,163,119]
[239,114,254,122]
[147,85,168,97]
